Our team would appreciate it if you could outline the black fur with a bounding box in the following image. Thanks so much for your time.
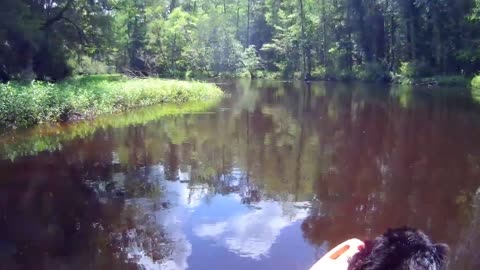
[348,227,449,270]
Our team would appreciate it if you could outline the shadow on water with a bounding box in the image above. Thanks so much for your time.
[1,80,480,269]
[0,140,174,270]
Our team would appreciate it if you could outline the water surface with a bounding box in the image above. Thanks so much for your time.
[1,80,480,270]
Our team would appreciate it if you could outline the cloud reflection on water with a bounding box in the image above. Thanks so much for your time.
[194,201,309,259]
[130,165,310,269]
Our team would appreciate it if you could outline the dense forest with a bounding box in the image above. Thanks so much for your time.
[2,0,480,82]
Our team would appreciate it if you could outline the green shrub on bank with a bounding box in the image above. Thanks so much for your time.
[0,75,223,129]
[394,61,433,84]
[471,75,480,89]
[311,66,327,80]
[399,61,434,79]
[353,62,390,82]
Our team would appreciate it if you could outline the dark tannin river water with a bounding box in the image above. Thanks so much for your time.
[1,80,480,270]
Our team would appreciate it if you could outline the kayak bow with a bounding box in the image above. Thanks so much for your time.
[309,239,365,270]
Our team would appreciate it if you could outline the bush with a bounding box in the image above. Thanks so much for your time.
[399,62,416,79]
[337,70,354,81]
[311,66,327,80]
[71,56,114,75]
[353,62,390,82]
[0,75,223,129]
[251,70,267,78]
[264,72,282,80]
[185,70,211,80]
[472,75,480,89]
[394,61,436,85]
[293,71,303,80]
[399,61,433,79]
[241,45,262,77]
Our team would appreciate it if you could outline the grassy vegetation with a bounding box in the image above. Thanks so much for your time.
[0,100,220,161]
[0,75,223,129]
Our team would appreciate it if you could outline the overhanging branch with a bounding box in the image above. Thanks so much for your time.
[42,0,75,30]
[63,17,89,45]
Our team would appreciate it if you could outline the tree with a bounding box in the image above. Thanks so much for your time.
[2,0,480,81]
[0,0,114,81]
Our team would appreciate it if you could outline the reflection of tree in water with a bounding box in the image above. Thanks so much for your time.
[3,81,480,269]
[450,188,480,269]
[145,80,480,267]
[0,134,173,270]
[115,202,174,265]
[299,84,480,269]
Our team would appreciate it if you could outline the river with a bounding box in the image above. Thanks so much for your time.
[1,80,480,270]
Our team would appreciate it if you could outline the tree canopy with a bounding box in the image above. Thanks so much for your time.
[2,0,480,81]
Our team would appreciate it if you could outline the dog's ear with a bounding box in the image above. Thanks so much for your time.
[434,243,449,260]
[362,240,374,250]
[347,240,376,270]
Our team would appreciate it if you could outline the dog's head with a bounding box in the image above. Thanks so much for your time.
[348,227,449,270]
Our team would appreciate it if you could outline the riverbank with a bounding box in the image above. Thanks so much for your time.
[252,64,473,88]
[309,72,471,87]
[0,75,223,129]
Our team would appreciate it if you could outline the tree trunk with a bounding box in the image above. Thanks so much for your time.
[321,0,328,67]
[432,8,443,73]
[171,32,177,71]
[299,0,311,79]
[170,0,177,12]
[374,9,386,61]
[346,0,353,71]
[407,1,417,62]
[247,0,251,46]
[389,10,396,70]
[236,0,240,40]
[409,20,416,61]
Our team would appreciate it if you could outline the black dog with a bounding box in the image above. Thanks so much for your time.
[348,227,449,270]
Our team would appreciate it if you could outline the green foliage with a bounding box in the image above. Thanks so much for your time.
[396,61,435,84]
[0,0,114,81]
[472,75,480,103]
[399,62,416,81]
[472,75,480,89]
[70,57,114,75]
[469,0,480,21]
[353,62,390,82]
[241,46,262,77]
[337,70,355,81]
[2,0,480,81]
[311,66,327,80]
[0,75,222,129]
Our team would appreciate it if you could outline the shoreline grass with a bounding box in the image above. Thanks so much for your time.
[0,75,223,129]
